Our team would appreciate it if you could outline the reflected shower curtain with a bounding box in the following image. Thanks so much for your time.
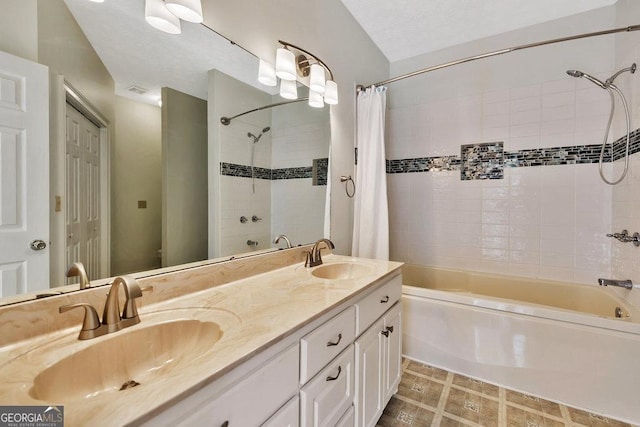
[352,86,389,260]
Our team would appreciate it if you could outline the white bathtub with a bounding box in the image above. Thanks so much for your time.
[401,264,640,425]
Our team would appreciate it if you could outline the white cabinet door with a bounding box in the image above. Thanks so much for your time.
[0,50,49,296]
[355,301,402,427]
[382,303,402,403]
[262,395,299,427]
[354,318,384,427]
[300,345,355,427]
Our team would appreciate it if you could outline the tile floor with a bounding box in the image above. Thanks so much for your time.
[377,359,636,427]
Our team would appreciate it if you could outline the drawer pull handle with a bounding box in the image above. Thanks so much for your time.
[380,295,390,303]
[381,330,390,337]
[326,333,342,347]
[326,365,342,381]
[386,326,394,333]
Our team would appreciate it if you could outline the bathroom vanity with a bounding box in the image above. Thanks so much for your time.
[0,247,402,426]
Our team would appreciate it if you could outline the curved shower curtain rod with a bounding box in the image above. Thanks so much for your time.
[357,24,640,90]
[220,98,308,125]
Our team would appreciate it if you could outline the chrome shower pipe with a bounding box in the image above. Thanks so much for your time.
[359,25,640,89]
[606,63,637,86]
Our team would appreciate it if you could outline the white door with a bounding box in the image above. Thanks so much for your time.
[0,50,49,297]
[65,103,101,280]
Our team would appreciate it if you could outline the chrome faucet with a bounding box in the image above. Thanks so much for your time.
[59,275,145,340]
[273,234,293,249]
[66,261,90,289]
[305,238,335,268]
[598,278,634,290]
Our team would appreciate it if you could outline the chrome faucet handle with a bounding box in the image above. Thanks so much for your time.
[59,303,105,340]
[65,261,90,289]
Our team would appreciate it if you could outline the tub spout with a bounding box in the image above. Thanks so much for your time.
[598,278,633,290]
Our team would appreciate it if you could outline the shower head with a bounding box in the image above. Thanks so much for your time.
[566,69,607,89]
[248,126,271,143]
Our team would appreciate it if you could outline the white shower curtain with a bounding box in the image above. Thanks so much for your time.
[352,86,389,260]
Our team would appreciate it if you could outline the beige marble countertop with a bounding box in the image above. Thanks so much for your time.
[0,254,402,426]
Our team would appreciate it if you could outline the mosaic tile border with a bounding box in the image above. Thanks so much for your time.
[386,156,461,174]
[461,142,504,180]
[386,128,640,180]
[220,158,328,185]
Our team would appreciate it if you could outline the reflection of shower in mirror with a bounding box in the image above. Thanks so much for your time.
[248,126,271,193]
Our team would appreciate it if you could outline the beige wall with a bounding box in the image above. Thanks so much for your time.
[112,96,162,275]
[37,0,115,124]
[202,0,390,255]
[0,0,38,62]
[162,87,209,266]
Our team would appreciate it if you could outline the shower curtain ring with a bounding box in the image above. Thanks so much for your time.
[340,175,355,198]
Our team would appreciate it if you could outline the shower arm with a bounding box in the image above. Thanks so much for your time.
[358,24,640,89]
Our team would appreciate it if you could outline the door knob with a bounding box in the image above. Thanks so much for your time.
[30,239,47,251]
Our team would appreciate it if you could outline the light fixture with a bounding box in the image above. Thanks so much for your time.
[324,80,338,105]
[258,60,277,87]
[259,40,338,105]
[88,0,105,3]
[275,48,297,81]
[279,79,298,100]
[309,64,326,94]
[145,0,181,34]
[165,0,203,23]
[308,90,324,108]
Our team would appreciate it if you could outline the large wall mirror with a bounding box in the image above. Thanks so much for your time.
[0,0,330,305]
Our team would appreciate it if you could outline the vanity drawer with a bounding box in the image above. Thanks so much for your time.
[355,275,401,336]
[177,344,299,427]
[300,306,355,384]
[300,345,355,427]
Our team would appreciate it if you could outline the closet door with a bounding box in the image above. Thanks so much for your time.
[66,103,101,279]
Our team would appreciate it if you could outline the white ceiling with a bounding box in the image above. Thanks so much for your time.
[63,0,618,105]
[339,0,618,63]
[64,0,270,105]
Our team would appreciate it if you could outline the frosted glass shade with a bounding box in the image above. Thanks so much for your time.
[309,64,326,94]
[258,60,277,87]
[275,48,296,81]
[309,89,324,108]
[279,79,298,100]
[324,80,338,105]
[165,0,203,23]
[145,0,181,34]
